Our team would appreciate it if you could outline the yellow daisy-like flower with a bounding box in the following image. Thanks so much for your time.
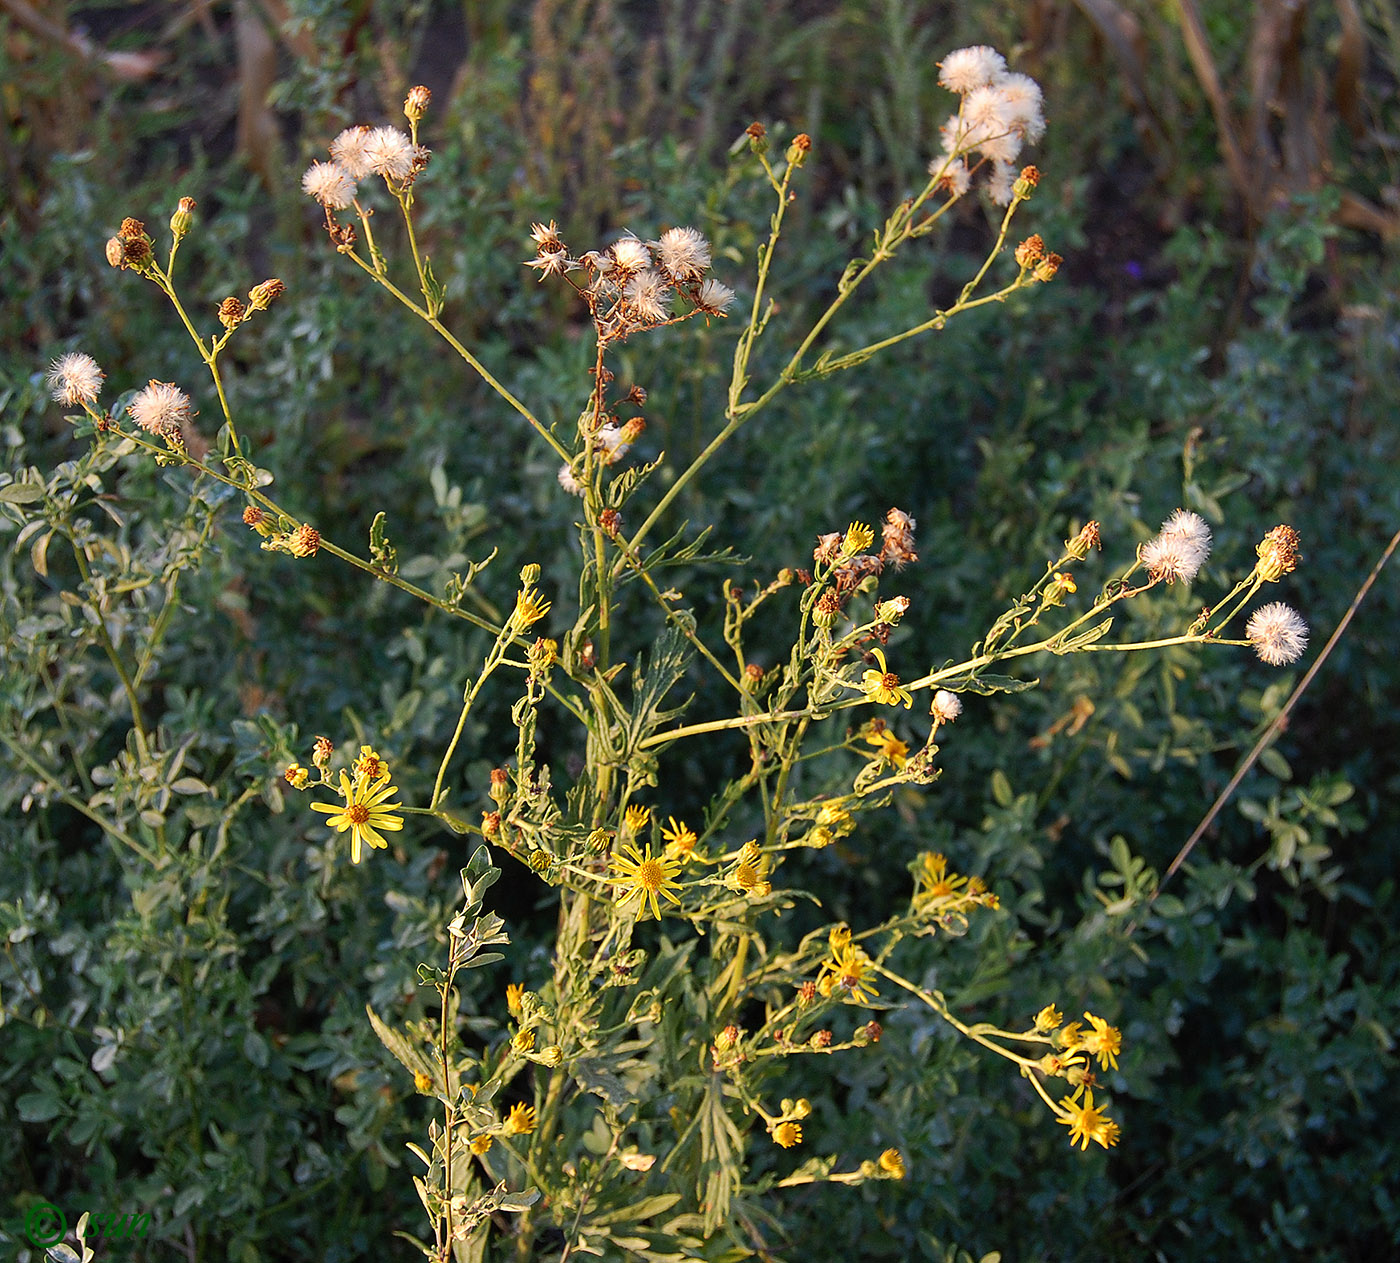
[309,769,404,864]
[819,941,878,1006]
[352,744,388,781]
[771,1121,803,1148]
[1035,1003,1064,1032]
[861,727,909,769]
[611,843,683,921]
[1058,1021,1084,1052]
[878,1148,906,1179]
[859,647,913,709]
[506,982,525,1016]
[841,522,875,556]
[469,1134,493,1155]
[283,763,310,790]
[413,1070,433,1093]
[503,1103,537,1135]
[1057,1089,1119,1151]
[513,587,552,629]
[914,852,969,909]
[622,804,651,834]
[661,816,699,860]
[1081,1011,1122,1070]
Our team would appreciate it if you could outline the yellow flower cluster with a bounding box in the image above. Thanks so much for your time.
[912,852,999,916]
[307,744,404,864]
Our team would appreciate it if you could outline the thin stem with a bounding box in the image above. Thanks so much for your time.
[342,250,571,463]
[0,734,160,865]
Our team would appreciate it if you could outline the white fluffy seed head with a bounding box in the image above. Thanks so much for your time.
[1246,602,1308,665]
[127,380,192,434]
[623,269,671,324]
[46,352,105,406]
[301,161,356,209]
[695,278,735,315]
[931,690,963,723]
[329,127,376,179]
[1142,510,1212,583]
[364,126,416,180]
[938,46,1007,95]
[655,226,710,284]
[609,236,653,274]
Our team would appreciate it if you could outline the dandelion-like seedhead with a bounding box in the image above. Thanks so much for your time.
[127,380,192,435]
[302,160,357,210]
[931,46,1046,204]
[330,126,376,179]
[1141,508,1212,584]
[46,352,105,407]
[1246,602,1309,665]
[364,126,416,181]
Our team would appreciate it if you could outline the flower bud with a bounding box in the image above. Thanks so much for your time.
[745,121,768,154]
[218,297,246,330]
[170,196,197,240]
[1064,520,1101,561]
[288,524,320,558]
[786,132,812,167]
[520,563,541,586]
[248,278,286,311]
[1015,234,1045,270]
[404,84,432,124]
[1254,524,1300,582]
[538,1044,563,1067]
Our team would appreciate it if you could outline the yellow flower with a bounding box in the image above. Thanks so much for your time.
[352,744,388,781]
[513,587,551,629]
[661,816,698,860]
[914,852,969,909]
[772,1121,803,1148]
[413,1071,433,1093]
[819,941,878,1006]
[1057,1089,1119,1151]
[470,1134,493,1155]
[861,728,909,769]
[1081,1011,1122,1070]
[512,1028,536,1053]
[622,804,651,834]
[817,802,853,830]
[1058,1021,1084,1052]
[841,522,875,556]
[503,1103,537,1135]
[878,1148,906,1179]
[611,843,683,921]
[859,647,913,709]
[309,769,404,864]
[1035,1003,1064,1032]
[283,763,310,790]
[506,982,525,1016]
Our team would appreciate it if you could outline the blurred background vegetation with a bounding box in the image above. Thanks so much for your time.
[2,1,1398,1260]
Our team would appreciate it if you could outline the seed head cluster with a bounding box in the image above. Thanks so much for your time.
[1141,508,1212,584]
[932,46,1046,204]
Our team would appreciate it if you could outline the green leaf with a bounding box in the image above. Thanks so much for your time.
[17,1091,64,1122]
[366,1004,436,1081]
[590,1194,682,1226]
[0,481,45,504]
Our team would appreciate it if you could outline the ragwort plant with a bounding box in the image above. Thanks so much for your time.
[34,47,1312,1261]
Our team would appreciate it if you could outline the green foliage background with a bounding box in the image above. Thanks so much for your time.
[3,1,1398,1259]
